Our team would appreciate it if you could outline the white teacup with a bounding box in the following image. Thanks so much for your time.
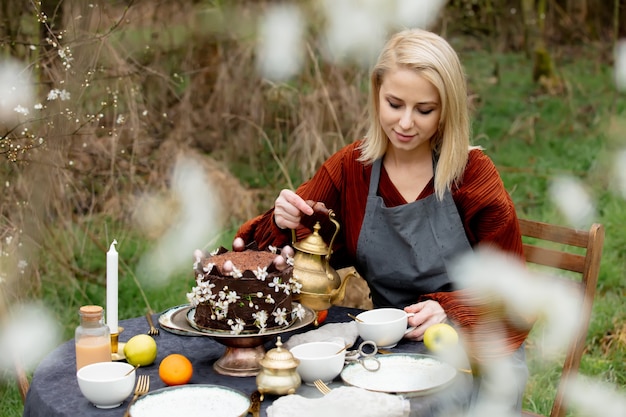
[77,361,136,409]
[355,308,415,348]
[289,341,346,385]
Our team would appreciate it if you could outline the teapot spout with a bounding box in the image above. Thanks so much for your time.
[329,270,356,305]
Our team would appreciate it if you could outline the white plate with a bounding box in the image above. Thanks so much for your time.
[341,354,457,397]
[129,384,250,417]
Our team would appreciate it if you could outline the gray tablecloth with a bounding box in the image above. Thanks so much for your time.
[23,306,471,417]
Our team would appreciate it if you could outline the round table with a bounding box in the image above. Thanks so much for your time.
[22,306,471,417]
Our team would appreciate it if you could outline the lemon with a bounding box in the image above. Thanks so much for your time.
[124,334,158,366]
[423,323,459,353]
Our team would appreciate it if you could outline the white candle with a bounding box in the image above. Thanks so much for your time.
[106,239,118,334]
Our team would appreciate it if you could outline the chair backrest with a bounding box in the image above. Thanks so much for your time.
[518,218,604,417]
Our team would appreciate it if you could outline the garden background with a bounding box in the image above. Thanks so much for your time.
[1,1,625,416]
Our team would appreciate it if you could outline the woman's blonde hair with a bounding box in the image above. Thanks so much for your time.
[358,28,473,200]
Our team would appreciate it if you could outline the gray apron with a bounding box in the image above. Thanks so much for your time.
[356,158,472,308]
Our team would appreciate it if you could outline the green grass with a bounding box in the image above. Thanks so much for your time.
[463,46,626,415]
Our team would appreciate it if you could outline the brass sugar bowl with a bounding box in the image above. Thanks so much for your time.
[256,337,301,399]
[291,210,352,313]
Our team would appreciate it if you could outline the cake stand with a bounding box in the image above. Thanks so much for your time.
[159,304,316,377]
[187,306,316,377]
[211,333,276,377]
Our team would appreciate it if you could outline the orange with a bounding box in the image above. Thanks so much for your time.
[316,309,328,325]
[158,353,193,386]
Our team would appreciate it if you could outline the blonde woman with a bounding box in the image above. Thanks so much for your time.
[236,28,530,412]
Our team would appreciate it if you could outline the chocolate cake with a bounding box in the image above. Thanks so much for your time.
[187,248,305,334]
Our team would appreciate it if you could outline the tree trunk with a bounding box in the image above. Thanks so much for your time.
[522,0,561,92]
[566,0,588,28]
[618,0,626,38]
[521,0,542,58]
[1,0,29,58]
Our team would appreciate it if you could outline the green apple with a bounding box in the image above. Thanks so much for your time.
[423,323,458,352]
[124,334,157,366]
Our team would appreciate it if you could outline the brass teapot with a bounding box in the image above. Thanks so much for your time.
[256,337,301,399]
[291,210,352,312]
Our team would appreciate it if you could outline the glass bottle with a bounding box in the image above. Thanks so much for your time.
[75,305,111,371]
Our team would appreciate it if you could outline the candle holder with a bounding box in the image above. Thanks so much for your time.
[111,327,125,361]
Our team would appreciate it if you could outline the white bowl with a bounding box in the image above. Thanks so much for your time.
[77,361,136,409]
[356,308,409,348]
[289,341,346,385]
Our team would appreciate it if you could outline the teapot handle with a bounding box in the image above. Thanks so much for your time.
[290,202,335,246]
[325,210,340,261]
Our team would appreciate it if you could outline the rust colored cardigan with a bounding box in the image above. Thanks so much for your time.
[236,141,531,361]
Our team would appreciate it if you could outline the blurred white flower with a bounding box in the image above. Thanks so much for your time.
[47,89,58,100]
[614,39,626,91]
[47,88,71,101]
[0,59,34,124]
[58,89,71,101]
[468,354,531,417]
[256,4,304,81]
[395,0,446,29]
[566,377,626,417]
[13,105,29,116]
[320,0,387,67]
[17,259,28,273]
[449,244,588,417]
[135,155,223,286]
[57,47,73,63]
[549,176,595,228]
[450,246,580,357]
[318,0,445,67]
[0,302,62,373]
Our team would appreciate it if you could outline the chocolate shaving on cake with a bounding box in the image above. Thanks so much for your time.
[203,250,280,276]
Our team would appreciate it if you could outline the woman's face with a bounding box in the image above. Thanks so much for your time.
[378,67,441,155]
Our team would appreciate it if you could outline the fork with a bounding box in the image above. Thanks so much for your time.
[313,379,332,395]
[145,310,159,336]
[123,375,150,417]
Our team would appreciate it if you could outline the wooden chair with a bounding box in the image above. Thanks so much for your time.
[14,359,30,403]
[518,218,604,417]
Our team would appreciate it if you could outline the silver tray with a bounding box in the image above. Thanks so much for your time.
[159,304,315,338]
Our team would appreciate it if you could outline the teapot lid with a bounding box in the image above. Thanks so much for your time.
[258,337,300,370]
[292,223,329,256]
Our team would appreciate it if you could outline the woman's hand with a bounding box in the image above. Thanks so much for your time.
[403,300,448,341]
[273,189,320,230]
